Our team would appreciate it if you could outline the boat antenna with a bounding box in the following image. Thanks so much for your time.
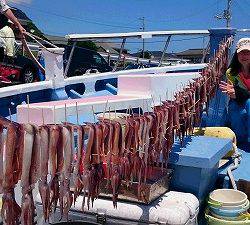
[215,0,232,28]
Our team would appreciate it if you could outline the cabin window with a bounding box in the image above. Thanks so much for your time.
[93,54,103,64]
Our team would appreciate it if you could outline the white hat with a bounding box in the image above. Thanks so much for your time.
[236,38,250,53]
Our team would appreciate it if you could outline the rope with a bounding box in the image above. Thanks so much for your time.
[25,32,63,55]
[19,32,63,75]
[26,32,58,48]
[21,36,45,75]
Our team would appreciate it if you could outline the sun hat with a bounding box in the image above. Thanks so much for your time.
[236,38,250,53]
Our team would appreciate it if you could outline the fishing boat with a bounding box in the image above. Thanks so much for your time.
[0,28,249,225]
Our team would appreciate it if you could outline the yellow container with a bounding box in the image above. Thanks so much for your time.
[193,127,237,158]
[206,212,250,225]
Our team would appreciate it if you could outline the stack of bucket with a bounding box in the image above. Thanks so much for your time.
[206,189,250,224]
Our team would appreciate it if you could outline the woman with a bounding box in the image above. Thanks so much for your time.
[0,0,25,35]
[219,38,250,144]
[0,13,8,62]
[0,14,15,62]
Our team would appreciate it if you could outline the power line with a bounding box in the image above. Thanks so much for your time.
[13,3,138,30]
[12,1,217,29]
[0,36,205,45]
[146,0,218,24]
[0,35,206,43]
[40,30,67,36]
[235,0,250,17]
[241,0,250,7]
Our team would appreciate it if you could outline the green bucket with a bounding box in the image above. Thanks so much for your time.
[205,211,250,225]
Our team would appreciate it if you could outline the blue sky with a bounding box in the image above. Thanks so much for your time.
[9,0,250,53]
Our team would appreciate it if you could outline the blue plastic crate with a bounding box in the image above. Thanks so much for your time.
[169,136,232,202]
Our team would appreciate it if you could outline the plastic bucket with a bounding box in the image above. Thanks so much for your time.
[209,189,248,207]
[209,200,250,218]
[206,212,250,225]
[209,211,247,221]
[209,200,250,211]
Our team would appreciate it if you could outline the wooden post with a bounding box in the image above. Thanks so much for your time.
[76,102,79,125]
[27,95,30,123]
[53,105,56,125]
[8,108,12,122]
[42,108,45,125]
[102,100,109,121]
[91,105,96,123]
[64,103,67,123]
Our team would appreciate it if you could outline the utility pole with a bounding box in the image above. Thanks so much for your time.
[226,0,232,27]
[215,0,232,28]
[139,17,145,58]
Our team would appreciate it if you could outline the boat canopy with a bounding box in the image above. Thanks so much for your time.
[237,29,250,33]
[65,30,210,41]
[64,30,210,74]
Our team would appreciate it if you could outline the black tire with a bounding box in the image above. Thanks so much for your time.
[74,68,84,76]
[21,66,37,83]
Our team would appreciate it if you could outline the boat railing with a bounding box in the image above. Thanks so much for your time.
[64,30,210,76]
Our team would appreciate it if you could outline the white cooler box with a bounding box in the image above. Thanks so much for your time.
[36,191,199,225]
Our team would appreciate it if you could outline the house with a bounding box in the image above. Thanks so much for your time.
[44,35,68,47]
[147,51,177,60]
[95,42,119,54]
[175,48,209,63]
[44,35,124,55]
[131,50,190,64]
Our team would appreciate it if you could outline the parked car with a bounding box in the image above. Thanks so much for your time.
[63,46,112,77]
[0,45,112,85]
[14,54,40,83]
[124,62,158,70]
[0,53,40,85]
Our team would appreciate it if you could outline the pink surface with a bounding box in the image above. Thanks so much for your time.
[17,95,150,125]
[29,95,140,107]
[17,107,54,124]
[118,76,151,94]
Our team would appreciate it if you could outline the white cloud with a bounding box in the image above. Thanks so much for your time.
[8,0,32,4]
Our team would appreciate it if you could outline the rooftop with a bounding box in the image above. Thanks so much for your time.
[44,34,68,46]
[176,48,208,56]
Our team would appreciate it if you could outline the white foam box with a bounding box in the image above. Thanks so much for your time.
[36,191,199,225]
[118,73,201,104]
[17,95,152,125]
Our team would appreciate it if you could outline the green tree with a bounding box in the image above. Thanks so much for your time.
[25,21,47,40]
[68,40,97,51]
[139,50,152,59]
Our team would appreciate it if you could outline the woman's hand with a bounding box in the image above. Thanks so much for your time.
[4,9,26,37]
[17,24,26,35]
[219,81,236,99]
